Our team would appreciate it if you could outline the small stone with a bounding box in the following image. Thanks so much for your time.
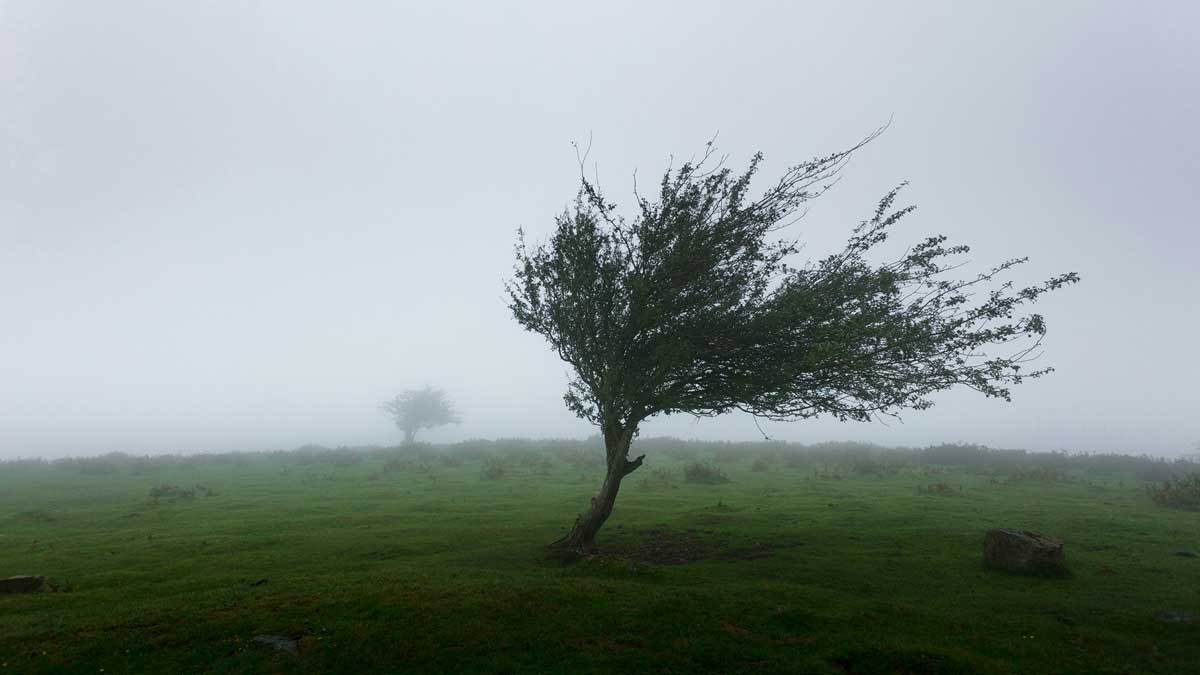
[252,635,299,654]
[1173,551,1198,559]
[983,529,1067,575]
[0,576,44,594]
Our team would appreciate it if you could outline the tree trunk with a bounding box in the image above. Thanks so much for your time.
[403,428,416,445]
[551,424,644,554]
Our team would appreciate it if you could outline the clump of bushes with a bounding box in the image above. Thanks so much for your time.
[917,482,959,496]
[1004,467,1070,484]
[684,461,730,485]
[811,466,844,480]
[850,457,894,476]
[751,454,777,472]
[382,457,430,474]
[148,484,195,502]
[147,483,217,502]
[480,459,507,480]
[1146,473,1200,510]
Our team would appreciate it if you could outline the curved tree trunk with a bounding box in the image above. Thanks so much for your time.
[551,424,644,554]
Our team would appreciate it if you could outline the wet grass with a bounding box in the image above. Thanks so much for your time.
[1,451,1197,673]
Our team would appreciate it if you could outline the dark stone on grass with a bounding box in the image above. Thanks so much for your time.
[984,529,1067,575]
[0,576,44,593]
[252,635,299,654]
[1173,550,1198,559]
[1154,610,1196,625]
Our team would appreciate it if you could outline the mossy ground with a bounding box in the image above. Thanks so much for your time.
[1,450,1197,673]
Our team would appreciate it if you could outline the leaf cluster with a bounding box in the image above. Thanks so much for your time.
[507,133,1078,431]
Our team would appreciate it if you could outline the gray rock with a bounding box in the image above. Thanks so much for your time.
[1173,550,1198,559]
[0,576,44,593]
[252,635,299,654]
[983,529,1067,575]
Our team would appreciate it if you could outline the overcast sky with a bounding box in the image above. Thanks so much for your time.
[1,1,1197,459]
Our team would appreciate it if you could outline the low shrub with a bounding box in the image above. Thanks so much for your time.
[148,484,195,502]
[751,455,777,472]
[684,461,730,485]
[383,457,430,474]
[917,482,959,495]
[480,459,507,480]
[1005,467,1070,484]
[1146,473,1200,510]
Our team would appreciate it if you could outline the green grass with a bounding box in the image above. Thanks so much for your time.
[1,450,1197,673]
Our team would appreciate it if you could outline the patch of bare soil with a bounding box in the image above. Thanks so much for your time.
[608,528,710,565]
[604,528,802,565]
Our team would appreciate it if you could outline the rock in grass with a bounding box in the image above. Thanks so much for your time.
[983,529,1067,575]
[0,576,44,593]
[1173,550,1198,559]
[252,635,299,654]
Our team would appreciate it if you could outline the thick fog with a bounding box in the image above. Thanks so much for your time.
[1,1,1197,459]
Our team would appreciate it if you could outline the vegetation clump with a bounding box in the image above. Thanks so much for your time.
[751,455,777,472]
[1147,473,1200,510]
[684,462,730,485]
[380,386,461,445]
[148,484,195,502]
[507,133,1077,551]
[383,457,430,474]
[917,482,958,495]
[480,459,507,481]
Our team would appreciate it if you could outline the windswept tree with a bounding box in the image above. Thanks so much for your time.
[380,386,461,445]
[506,132,1078,553]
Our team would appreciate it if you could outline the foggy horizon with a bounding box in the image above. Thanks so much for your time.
[3,2,1198,460]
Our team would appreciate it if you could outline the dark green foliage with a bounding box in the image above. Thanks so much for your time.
[506,134,1076,547]
[683,461,730,485]
[508,134,1078,431]
[1146,472,1200,510]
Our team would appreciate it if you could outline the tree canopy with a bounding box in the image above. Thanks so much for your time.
[506,133,1078,551]
[380,386,460,445]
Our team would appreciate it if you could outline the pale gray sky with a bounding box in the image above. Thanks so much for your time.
[1,1,1197,458]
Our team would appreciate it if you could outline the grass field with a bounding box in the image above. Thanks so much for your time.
[1,442,1197,673]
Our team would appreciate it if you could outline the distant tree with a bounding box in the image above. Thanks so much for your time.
[506,132,1079,553]
[380,387,460,445]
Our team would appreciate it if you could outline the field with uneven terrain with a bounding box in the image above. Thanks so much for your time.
[2,442,1198,673]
